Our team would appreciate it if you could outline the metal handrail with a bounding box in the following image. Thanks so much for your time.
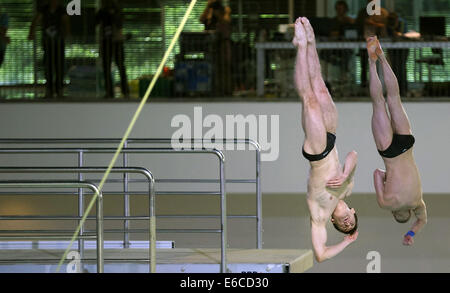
[0,181,103,273]
[0,229,222,234]
[0,166,156,273]
[0,147,227,273]
[0,138,262,250]
[0,215,255,220]
[0,191,222,196]
[0,138,261,150]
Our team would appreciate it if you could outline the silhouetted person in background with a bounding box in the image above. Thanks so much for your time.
[200,0,232,96]
[328,1,354,75]
[330,1,354,38]
[29,0,69,99]
[0,7,10,68]
[96,0,129,99]
[200,0,231,31]
[356,0,389,88]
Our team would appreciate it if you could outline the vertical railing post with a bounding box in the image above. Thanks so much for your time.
[96,189,104,273]
[219,155,227,273]
[149,175,156,273]
[123,140,130,248]
[77,151,84,262]
[256,148,262,249]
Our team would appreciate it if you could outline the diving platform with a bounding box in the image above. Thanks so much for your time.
[0,247,313,273]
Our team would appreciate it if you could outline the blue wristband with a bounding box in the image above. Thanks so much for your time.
[405,230,415,237]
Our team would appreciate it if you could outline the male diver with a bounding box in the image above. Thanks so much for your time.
[294,17,358,262]
[367,36,427,246]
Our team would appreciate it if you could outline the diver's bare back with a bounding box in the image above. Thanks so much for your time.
[381,149,422,210]
[307,147,353,222]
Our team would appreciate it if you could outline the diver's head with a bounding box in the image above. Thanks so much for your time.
[392,209,411,223]
[331,200,358,235]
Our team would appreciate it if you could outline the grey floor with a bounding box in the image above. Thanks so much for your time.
[0,193,449,273]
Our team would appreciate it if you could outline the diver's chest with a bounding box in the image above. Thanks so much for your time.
[314,191,339,209]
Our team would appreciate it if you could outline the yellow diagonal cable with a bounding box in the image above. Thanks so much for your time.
[56,0,198,273]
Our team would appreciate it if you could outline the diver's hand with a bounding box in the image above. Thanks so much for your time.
[327,174,347,188]
[344,231,358,244]
[403,234,414,246]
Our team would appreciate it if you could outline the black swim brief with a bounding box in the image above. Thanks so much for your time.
[378,134,415,158]
[302,132,336,162]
